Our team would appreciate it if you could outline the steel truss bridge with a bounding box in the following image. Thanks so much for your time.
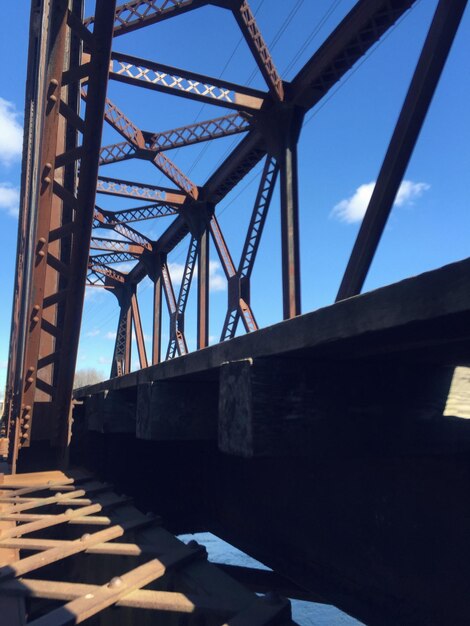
[0,1,469,625]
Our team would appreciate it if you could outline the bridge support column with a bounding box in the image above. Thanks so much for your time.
[152,268,163,365]
[110,286,132,378]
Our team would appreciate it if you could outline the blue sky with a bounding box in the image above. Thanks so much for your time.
[1,0,469,396]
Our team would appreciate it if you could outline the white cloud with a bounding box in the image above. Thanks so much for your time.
[105,331,116,340]
[0,98,23,165]
[209,260,226,292]
[98,356,111,365]
[394,180,430,207]
[331,179,430,224]
[114,262,135,274]
[162,259,227,295]
[84,286,103,301]
[85,329,100,337]
[166,261,184,286]
[0,182,20,217]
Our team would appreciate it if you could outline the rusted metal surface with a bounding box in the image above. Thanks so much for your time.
[3,0,466,480]
[0,469,296,625]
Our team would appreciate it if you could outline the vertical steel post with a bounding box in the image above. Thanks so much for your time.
[152,269,162,365]
[197,228,210,349]
[279,111,302,320]
[111,290,132,378]
[53,0,117,456]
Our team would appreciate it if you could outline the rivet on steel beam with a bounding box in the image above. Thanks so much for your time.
[24,405,32,411]
[81,533,91,542]
[36,237,47,258]
[65,508,74,516]
[108,577,122,589]
[42,164,53,185]
[22,424,30,431]
[55,492,62,497]
[26,366,35,384]
[50,78,59,88]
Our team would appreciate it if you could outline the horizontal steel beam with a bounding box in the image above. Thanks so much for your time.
[110,51,265,111]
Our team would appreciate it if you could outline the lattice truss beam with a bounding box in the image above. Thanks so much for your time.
[4,0,466,465]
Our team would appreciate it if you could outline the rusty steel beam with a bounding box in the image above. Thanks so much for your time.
[197,228,210,350]
[290,0,415,109]
[336,0,468,301]
[233,0,284,100]
[99,141,136,166]
[209,216,236,281]
[111,288,132,377]
[131,293,148,369]
[101,96,198,196]
[144,113,252,152]
[5,0,117,465]
[109,52,265,112]
[89,252,139,266]
[152,152,198,199]
[279,112,303,320]
[96,176,186,205]
[94,219,153,251]
[88,260,127,284]
[152,266,163,365]
[219,155,278,341]
[167,236,198,359]
[94,203,178,227]
[90,237,144,255]
[103,97,146,147]
[161,260,188,357]
[50,0,117,453]
[85,0,210,36]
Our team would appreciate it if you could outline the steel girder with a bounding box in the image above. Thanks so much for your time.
[4,0,117,469]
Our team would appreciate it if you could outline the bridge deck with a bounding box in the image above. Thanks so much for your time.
[75,257,470,398]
